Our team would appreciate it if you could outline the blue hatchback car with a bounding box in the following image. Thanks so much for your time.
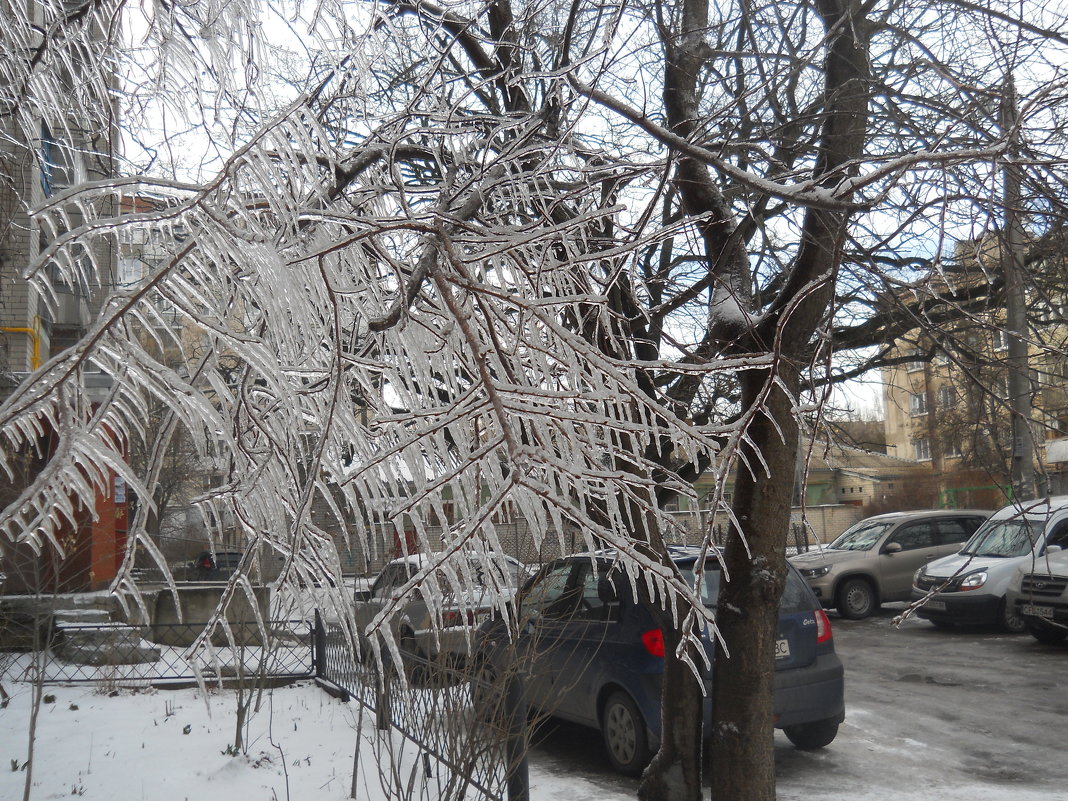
[475,546,845,774]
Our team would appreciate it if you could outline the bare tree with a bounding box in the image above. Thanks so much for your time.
[2,2,1068,801]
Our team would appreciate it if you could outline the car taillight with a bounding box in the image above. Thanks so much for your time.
[200,557,213,569]
[641,629,665,657]
[815,609,833,644]
[442,609,479,628]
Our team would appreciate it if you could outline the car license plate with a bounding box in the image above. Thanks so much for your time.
[775,639,790,659]
[1021,604,1054,619]
[925,600,946,611]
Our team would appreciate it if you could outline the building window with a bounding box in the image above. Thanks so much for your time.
[910,392,928,416]
[992,329,1009,351]
[913,438,931,461]
[938,385,955,410]
[944,439,963,458]
[906,349,925,372]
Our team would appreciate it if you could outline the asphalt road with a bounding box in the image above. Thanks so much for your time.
[527,605,1068,800]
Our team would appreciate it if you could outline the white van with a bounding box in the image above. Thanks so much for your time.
[911,497,1068,632]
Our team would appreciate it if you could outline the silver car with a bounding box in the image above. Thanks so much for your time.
[789,510,990,619]
[354,551,527,666]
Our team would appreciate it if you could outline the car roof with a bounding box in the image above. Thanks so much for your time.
[854,509,992,523]
[566,545,719,567]
[988,496,1068,521]
[385,551,523,569]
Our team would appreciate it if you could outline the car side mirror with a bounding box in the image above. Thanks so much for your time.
[1046,544,1063,554]
[883,542,903,554]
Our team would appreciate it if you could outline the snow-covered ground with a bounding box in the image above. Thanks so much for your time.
[0,670,1060,801]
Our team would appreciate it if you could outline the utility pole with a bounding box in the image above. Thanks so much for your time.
[1000,75,1038,501]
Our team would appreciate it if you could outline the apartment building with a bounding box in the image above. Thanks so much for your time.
[882,242,1068,500]
[0,0,122,592]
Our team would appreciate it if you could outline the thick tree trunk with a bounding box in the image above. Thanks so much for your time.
[710,370,800,800]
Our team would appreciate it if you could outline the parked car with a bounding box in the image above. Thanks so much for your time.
[912,497,1068,632]
[1005,544,1068,644]
[474,546,844,775]
[353,551,527,667]
[191,550,244,581]
[789,510,990,619]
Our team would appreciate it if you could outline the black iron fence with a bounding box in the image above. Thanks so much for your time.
[41,619,314,684]
[314,613,528,801]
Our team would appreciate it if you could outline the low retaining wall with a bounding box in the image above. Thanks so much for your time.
[149,585,271,646]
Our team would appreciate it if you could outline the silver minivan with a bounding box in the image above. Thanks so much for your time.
[790,510,990,619]
[913,497,1068,632]
[1006,546,1068,643]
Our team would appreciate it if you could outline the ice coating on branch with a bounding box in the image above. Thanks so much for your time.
[0,0,781,673]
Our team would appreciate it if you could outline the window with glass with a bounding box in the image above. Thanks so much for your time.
[569,564,622,622]
[960,519,1042,558]
[520,562,578,620]
[888,523,935,551]
[913,437,931,461]
[829,520,894,551]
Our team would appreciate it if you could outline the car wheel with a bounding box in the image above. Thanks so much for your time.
[783,717,840,750]
[836,578,876,620]
[999,599,1027,634]
[601,691,651,776]
[1026,622,1068,644]
[399,629,426,683]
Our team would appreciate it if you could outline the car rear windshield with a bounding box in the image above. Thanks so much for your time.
[214,553,243,569]
[828,520,893,551]
[677,562,811,613]
[959,519,1042,558]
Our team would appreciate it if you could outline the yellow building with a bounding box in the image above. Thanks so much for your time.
[881,243,1068,498]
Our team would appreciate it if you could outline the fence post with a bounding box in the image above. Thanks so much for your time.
[376,667,391,730]
[313,610,326,679]
[504,672,529,801]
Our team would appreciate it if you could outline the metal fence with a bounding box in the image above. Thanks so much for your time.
[314,614,528,801]
[41,619,314,684]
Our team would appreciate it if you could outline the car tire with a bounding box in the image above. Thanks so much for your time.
[399,628,426,683]
[783,717,840,750]
[1026,621,1068,644]
[999,598,1027,634]
[836,578,876,620]
[601,691,651,776]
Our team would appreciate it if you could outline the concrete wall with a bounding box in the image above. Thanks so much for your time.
[149,585,271,646]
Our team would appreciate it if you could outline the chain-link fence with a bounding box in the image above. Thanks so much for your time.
[40,619,314,684]
[315,615,528,801]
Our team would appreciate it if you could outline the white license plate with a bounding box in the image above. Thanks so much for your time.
[775,639,790,659]
[1021,604,1054,619]
[925,600,946,611]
